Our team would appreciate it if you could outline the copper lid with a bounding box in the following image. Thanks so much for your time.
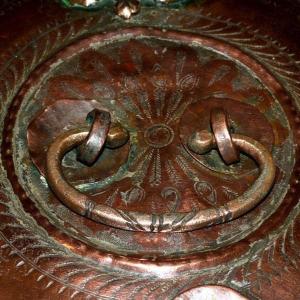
[0,1,299,299]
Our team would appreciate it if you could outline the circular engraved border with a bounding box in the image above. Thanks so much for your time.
[0,8,299,299]
[144,123,175,148]
[7,27,294,256]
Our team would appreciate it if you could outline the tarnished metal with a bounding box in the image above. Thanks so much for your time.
[45,108,275,232]
[115,0,140,19]
[59,0,192,14]
[177,285,248,300]
[210,107,239,164]
[76,109,111,166]
[0,1,300,299]
[76,108,129,165]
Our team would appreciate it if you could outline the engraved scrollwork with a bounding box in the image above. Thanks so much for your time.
[194,181,217,206]
[120,186,145,205]
[161,187,181,212]
[0,7,299,299]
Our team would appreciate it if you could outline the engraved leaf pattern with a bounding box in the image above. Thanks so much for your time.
[0,7,299,299]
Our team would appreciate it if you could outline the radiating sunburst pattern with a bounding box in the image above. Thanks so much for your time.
[35,37,284,213]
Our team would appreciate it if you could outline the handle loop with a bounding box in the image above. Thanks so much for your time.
[45,109,275,232]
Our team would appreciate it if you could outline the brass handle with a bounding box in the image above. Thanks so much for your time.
[45,108,275,232]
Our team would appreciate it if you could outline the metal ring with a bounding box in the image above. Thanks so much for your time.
[76,109,111,166]
[46,128,275,232]
[211,107,239,164]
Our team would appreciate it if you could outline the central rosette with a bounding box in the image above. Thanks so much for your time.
[27,37,285,215]
[144,124,174,148]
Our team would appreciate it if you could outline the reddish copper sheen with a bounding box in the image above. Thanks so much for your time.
[176,285,248,300]
[115,0,140,19]
[27,99,131,178]
[45,109,276,232]
[211,107,239,164]
[76,109,111,166]
[0,1,300,299]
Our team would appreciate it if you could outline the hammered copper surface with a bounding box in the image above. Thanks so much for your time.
[0,1,299,299]
[43,107,276,232]
[210,108,239,164]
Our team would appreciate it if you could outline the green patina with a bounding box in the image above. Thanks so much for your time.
[59,0,197,10]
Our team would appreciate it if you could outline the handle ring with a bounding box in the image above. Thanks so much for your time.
[76,109,111,166]
[46,122,275,232]
[211,108,239,164]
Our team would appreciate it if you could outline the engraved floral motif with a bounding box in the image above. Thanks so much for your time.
[0,8,298,299]
[34,38,274,214]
